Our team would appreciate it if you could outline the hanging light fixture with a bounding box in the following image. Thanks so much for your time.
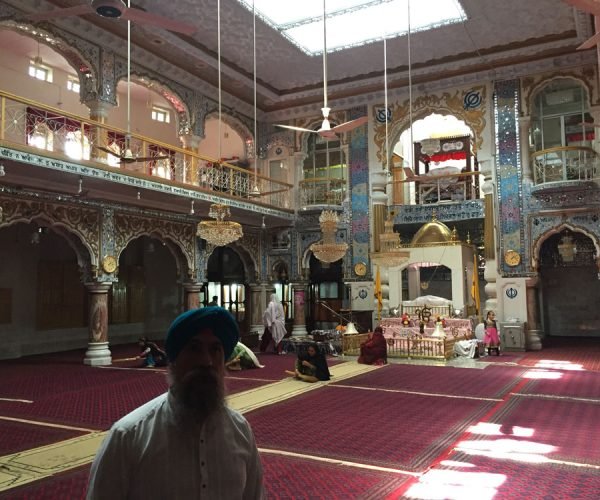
[196,0,242,245]
[310,210,348,263]
[197,203,243,247]
[249,0,261,197]
[371,211,410,268]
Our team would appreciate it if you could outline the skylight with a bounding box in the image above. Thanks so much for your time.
[237,0,466,55]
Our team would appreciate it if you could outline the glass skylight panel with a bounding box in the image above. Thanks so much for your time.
[237,0,465,55]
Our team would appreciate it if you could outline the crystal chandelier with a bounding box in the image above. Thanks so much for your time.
[197,203,243,247]
[310,210,348,263]
[371,211,409,268]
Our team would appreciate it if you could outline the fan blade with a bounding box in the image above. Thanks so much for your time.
[28,5,94,22]
[274,124,317,134]
[577,31,600,50]
[94,145,122,159]
[329,116,369,134]
[122,9,196,35]
[135,155,170,162]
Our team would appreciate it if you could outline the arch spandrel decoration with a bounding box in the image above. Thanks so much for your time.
[531,221,600,271]
[373,85,487,165]
[114,213,196,279]
[204,110,254,144]
[521,66,597,116]
[113,68,191,132]
[0,21,101,104]
[0,196,98,272]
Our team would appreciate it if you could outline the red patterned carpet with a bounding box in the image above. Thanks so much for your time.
[0,466,89,500]
[261,453,410,499]
[516,368,600,399]
[332,363,525,399]
[1,372,168,430]
[484,397,600,465]
[246,386,494,472]
[1,341,599,499]
[410,451,600,500]
[0,420,86,456]
[517,337,600,372]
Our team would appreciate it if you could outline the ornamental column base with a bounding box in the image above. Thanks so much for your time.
[526,329,543,351]
[83,341,112,366]
[292,324,308,337]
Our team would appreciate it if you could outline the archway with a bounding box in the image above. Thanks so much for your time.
[538,229,600,337]
[392,113,474,204]
[308,254,344,333]
[0,221,90,358]
[113,236,182,340]
[206,247,247,328]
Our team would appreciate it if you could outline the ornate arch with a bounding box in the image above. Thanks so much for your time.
[531,222,600,271]
[522,67,596,117]
[113,70,191,132]
[205,110,253,143]
[373,85,487,165]
[0,197,97,279]
[114,213,195,279]
[0,22,99,102]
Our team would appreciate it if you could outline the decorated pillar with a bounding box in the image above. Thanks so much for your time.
[249,283,265,336]
[83,282,112,366]
[86,100,115,163]
[518,115,532,182]
[525,276,543,350]
[183,282,202,310]
[479,157,498,317]
[179,133,201,184]
[292,283,308,337]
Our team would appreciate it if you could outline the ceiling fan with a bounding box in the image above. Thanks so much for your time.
[274,0,368,139]
[92,1,169,164]
[564,0,600,49]
[28,0,196,36]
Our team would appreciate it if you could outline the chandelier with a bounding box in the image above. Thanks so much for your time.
[197,203,243,247]
[371,211,409,268]
[310,210,348,263]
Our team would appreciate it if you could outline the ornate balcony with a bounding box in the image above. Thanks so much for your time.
[531,146,600,194]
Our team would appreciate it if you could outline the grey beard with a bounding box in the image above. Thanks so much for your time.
[169,367,225,425]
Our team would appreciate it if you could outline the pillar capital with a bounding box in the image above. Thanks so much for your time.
[179,133,202,150]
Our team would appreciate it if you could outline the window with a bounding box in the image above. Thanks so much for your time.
[28,123,53,151]
[151,106,170,123]
[28,60,53,83]
[302,133,347,205]
[64,130,90,161]
[67,76,80,93]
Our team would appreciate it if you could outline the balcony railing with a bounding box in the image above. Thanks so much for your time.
[532,146,600,185]
[0,89,292,209]
[299,177,346,206]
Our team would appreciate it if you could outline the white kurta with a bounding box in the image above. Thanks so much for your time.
[263,300,287,346]
[87,393,264,500]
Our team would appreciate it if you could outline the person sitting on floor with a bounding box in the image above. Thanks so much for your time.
[225,342,265,371]
[137,337,167,367]
[285,343,330,383]
[357,326,387,365]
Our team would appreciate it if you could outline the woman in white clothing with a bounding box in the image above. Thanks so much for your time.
[260,293,287,354]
